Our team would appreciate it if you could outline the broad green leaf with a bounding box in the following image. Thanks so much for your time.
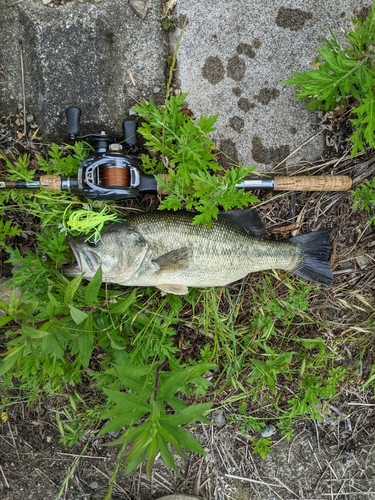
[0,344,25,376]
[156,433,176,470]
[17,300,39,317]
[0,315,13,327]
[84,266,102,305]
[0,299,9,314]
[160,403,212,426]
[146,435,159,475]
[99,410,148,435]
[157,426,186,458]
[78,328,93,368]
[160,422,206,456]
[22,324,51,339]
[64,274,82,305]
[107,290,137,314]
[124,423,155,474]
[273,352,294,367]
[167,294,182,314]
[350,88,375,151]
[69,305,88,325]
[106,363,157,394]
[165,395,188,412]
[124,421,153,442]
[98,391,151,435]
[102,390,151,415]
[125,444,149,475]
[156,364,215,401]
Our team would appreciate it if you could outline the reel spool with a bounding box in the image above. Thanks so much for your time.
[78,143,140,201]
[103,144,130,188]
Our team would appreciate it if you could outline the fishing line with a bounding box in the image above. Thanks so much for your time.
[102,166,130,188]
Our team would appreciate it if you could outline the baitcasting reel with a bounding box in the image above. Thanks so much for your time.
[62,106,155,201]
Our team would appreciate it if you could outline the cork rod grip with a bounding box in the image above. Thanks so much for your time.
[274,175,352,192]
[39,175,62,191]
[157,174,352,193]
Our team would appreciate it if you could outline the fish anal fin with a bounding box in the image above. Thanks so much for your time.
[153,247,191,274]
[157,284,189,295]
[219,208,265,237]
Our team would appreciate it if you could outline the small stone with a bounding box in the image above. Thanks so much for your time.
[26,114,34,123]
[211,410,226,427]
[42,0,53,4]
[356,255,371,270]
[157,496,203,500]
[261,424,277,437]
[129,0,148,19]
[108,430,120,438]
[89,481,99,489]
[153,86,161,93]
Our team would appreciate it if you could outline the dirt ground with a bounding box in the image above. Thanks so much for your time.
[1,87,375,499]
[2,395,375,499]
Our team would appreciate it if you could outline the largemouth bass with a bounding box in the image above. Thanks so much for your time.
[63,209,333,295]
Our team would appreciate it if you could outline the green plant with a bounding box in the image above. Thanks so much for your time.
[99,362,213,497]
[283,2,375,154]
[0,142,93,229]
[133,95,258,226]
[352,177,375,225]
[247,344,294,394]
[0,220,22,248]
[161,17,175,31]
[250,276,312,340]
[251,437,272,459]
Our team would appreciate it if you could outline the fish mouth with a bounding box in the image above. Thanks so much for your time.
[62,241,102,277]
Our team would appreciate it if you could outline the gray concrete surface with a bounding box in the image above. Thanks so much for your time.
[0,0,167,140]
[0,0,372,168]
[173,0,372,170]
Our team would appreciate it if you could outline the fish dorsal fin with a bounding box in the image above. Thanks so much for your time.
[218,208,265,237]
[153,247,191,274]
[157,284,189,295]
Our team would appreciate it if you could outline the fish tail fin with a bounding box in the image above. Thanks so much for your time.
[289,229,333,285]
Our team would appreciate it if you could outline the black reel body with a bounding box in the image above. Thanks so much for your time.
[77,149,140,201]
[65,107,156,201]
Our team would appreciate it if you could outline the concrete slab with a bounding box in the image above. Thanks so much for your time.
[0,0,167,140]
[173,0,372,171]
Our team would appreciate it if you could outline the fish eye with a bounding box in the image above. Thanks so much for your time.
[87,238,100,248]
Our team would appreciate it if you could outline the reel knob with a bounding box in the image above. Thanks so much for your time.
[123,120,137,147]
[66,107,81,139]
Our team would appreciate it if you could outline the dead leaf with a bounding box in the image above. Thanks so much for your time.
[162,0,177,16]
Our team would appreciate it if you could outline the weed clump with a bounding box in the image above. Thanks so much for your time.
[283,2,375,155]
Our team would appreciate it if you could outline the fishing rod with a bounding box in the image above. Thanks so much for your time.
[0,107,352,201]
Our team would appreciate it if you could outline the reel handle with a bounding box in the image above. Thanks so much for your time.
[66,106,82,139]
[123,120,137,147]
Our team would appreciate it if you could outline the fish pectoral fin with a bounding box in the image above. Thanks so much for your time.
[153,247,191,274]
[157,284,189,295]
